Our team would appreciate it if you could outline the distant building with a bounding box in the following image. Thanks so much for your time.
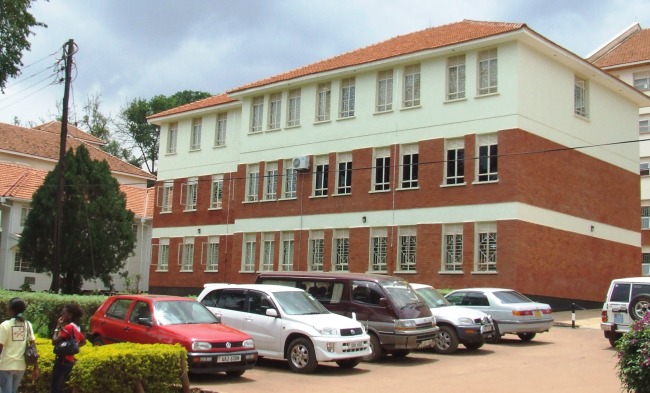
[0,122,156,292]
[588,23,650,276]
[148,20,650,304]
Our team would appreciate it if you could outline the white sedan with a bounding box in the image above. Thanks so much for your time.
[445,288,553,342]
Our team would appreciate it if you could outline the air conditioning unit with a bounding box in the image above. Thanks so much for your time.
[292,156,310,170]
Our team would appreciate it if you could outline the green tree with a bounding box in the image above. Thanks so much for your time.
[116,90,211,175]
[0,0,46,92]
[18,144,136,294]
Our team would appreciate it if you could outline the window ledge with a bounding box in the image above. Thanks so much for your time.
[396,186,420,191]
[471,179,499,185]
[180,270,194,273]
[261,198,277,203]
[205,269,219,273]
[155,269,168,272]
[183,209,197,213]
[207,207,223,211]
[309,195,328,199]
[165,152,177,156]
[574,113,590,122]
[242,199,259,204]
[393,270,417,274]
[333,192,351,197]
[374,109,394,115]
[213,144,226,149]
[476,92,499,98]
[189,148,201,152]
[337,115,356,121]
[285,124,301,129]
[248,131,263,135]
[471,271,498,275]
[159,211,172,215]
[438,271,464,275]
[314,119,331,125]
[444,97,467,104]
[279,197,298,201]
[369,189,391,194]
[266,128,281,133]
[367,270,388,274]
[400,104,421,111]
[239,270,257,274]
[440,182,466,188]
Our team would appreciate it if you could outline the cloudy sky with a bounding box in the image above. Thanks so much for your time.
[0,0,648,125]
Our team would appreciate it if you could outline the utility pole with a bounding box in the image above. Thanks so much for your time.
[52,39,74,293]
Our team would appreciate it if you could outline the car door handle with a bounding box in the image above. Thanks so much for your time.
[123,326,130,331]
[244,317,254,321]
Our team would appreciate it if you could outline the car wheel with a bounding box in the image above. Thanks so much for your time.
[336,357,361,369]
[434,325,459,354]
[287,337,318,373]
[92,336,104,346]
[608,334,621,348]
[225,370,245,378]
[464,341,484,351]
[517,332,536,342]
[362,334,383,362]
[390,350,410,358]
[487,323,501,344]
[629,294,650,321]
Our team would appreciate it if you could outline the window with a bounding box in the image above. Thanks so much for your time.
[13,251,35,273]
[263,162,278,201]
[181,238,194,272]
[246,164,260,202]
[642,163,650,176]
[268,93,282,130]
[476,223,497,272]
[251,96,264,132]
[190,118,202,150]
[215,113,227,147]
[160,181,173,213]
[157,238,169,271]
[400,144,419,188]
[314,155,329,197]
[336,152,352,195]
[370,228,388,272]
[242,233,256,272]
[260,233,275,271]
[280,232,294,271]
[478,48,498,95]
[183,178,198,211]
[445,139,465,185]
[398,226,417,272]
[376,69,393,112]
[106,299,132,320]
[167,122,178,154]
[447,55,466,100]
[634,72,650,91]
[210,174,223,209]
[574,76,588,117]
[640,119,650,134]
[20,206,30,227]
[333,229,349,271]
[339,77,355,118]
[287,88,301,127]
[316,82,331,122]
[309,231,324,271]
[643,206,650,230]
[403,64,421,107]
[477,134,498,182]
[373,147,390,191]
[443,224,463,272]
[283,161,297,199]
[206,237,219,271]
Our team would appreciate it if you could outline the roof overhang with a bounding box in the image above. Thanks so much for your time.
[148,100,242,126]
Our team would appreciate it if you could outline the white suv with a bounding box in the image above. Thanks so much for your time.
[198,283,371,373]
[601,277,650,346]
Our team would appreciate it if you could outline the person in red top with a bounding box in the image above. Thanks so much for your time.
[51,304,86,393]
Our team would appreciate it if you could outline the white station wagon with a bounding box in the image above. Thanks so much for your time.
[601,277,650,346]
[198,283,371,373]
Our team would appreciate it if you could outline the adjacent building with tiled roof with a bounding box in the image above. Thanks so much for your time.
[147,19,650,308]
[588,23,650,276]
[0,122,156,292]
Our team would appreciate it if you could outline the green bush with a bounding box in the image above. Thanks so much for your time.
[616,313,650,393]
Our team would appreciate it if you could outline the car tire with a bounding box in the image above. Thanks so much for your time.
[434,325,459,354]
[517,332,536,342]
[608,334,621,348]
[92,336,104,346]
[487,324,501,344]
[287,337,318,373]
[362,334,383,362]
[225,370,245,378]
[629,294,650,321]
[336,357,361,369]
[464,341,484,351]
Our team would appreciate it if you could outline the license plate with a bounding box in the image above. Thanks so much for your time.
[417,339,433,349]
[602,324,613,332]
[614,313,624,324]
[534,310,542,318]
[217,355,241,363]
[481,325,493,334]
[348,341,364,349]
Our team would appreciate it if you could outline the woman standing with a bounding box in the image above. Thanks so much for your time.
[0,297,39,393]
[51,304,86,393]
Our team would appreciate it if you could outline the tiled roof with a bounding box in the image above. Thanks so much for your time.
[148,20,525,119]
[591,28,650,68]
[0,162,153,219]
[33,121,106,146]
[0,122,155,181]
[147,93,236,120]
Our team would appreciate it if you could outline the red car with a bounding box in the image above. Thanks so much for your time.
[88,294,257,376]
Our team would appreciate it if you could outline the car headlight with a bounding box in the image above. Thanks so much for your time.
[192,341,211,351]
[458,317,474,325]
[243,339,255,348]
[316,326,339,336]
[395,319,417,331]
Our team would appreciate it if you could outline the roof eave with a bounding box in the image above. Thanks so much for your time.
[148,100,242,125]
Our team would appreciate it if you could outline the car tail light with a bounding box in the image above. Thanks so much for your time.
[602,310,608,323]
[541,308,552,315]
[512,310,534,316]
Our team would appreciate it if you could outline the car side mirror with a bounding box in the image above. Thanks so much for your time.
[266,308,279,318]
[378,298,389,308]
[138,317,153,327]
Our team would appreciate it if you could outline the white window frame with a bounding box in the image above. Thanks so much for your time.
[447,55,466,100]
[477,134,498,182]
[268,93,282,130]
[20,206,30,227]
[280,232,294,271]
[242,233,256,272]
[251,96,264,133]
[634,71,650,91]
[373,147,391,191]
[264,162,278,201]
[332,229,349,272]
[190,118,202,151]
[445,139,465,185]
[205,237,219,272]
[376,69,393,112]
[403,64,421,108]
[157,238,169,271]
[13,250,35,273]
[478,48,498,95]
[643,206,650,230]
[182,178,198,211]
[443,224,463,272]
[180,237,194,272]
[246,164,260,202]
[316,82,331,122]
[215,113,227,147]
[476,223,497,272]
[166,122,178,154]
[397,226,417,272]
[340,77,356,118]
[287,88,301,127]
[260,233,275,272]
[400,144,419,189]
[283,160,297,199]
[640,118,650,134]
[309,231,324,271]
[210,174,224,209]
[313,155,329,197]
[336,152,352,195]
[160,181,174,213]
[641,162,650,176]
[574,76,588,118]
[370,227,388,272]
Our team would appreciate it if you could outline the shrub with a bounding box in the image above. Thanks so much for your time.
[616,313,650,393]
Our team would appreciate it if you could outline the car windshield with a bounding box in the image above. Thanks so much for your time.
[493,290,533,304]
[416,287,450,308]
[273,291,329,315]
[380,280,422,308]
[153,300,220,325]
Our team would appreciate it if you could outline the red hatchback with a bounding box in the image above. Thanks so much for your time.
[88,294,257,376]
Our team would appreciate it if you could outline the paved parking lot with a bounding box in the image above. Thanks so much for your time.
[189,309,619,393]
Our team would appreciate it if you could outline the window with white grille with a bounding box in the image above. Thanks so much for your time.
[210,174,223,209]
[447,55,466,100]
[373,147,390,191]
[340,78,355,118]
[251,96,264,133]
[640,119,650,134]
[403,64,421,107]
[443,224,463,272]
[643,206,650,229]
[206,237,219,271]
[574,76,588,118]
[160,182,173,213]
[400,144,419,188]
[376,69,393,112]
[13,251,35,273]
[246,164,259,202]
[477,134,498,182]
[242,233,256,272]
[264,162,278,200]
[190,118,202,150]
[445,139,465,185]
[260,233,275,271]
[641,163,650,176]
[167,122,178,154]
[157,238,169,271]
[398,226,417,272]
[215,113,227,147]
[314,155,329,197]
[634,72,650,91]
[281,232,294,271]
[183,178,198,211]
[370,228,388,272]
[476,223,497,272]
[478,48,498,95]
[283,160,297,199]
[268,93,282,130]
[337,152,352,195]
[309,231,324,271]
[20,206,30,227]
[333,229,349,271]
[316,83,331,122]
[181,238,194,272]
[287,88,301,127]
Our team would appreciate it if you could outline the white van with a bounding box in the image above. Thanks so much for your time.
[198,283,371,373]
[601,277,650,346]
